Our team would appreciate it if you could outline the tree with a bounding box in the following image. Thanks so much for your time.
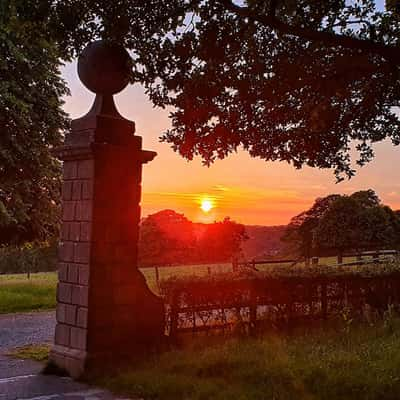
[197,217,248,262]
[314,191,400,258]
[138,210,196,266]
[314,196,364,260]
[52,0,400,180]
[283,194,341,259]
[285,189,400,259]
[0,0,69,244]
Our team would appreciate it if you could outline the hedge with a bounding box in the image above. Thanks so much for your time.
[159,262,400,336]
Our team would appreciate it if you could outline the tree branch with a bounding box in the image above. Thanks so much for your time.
[219,0,400,65]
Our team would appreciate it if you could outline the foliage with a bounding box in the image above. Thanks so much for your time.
[197,217,248,262]
[0,0,69,245]
[284,190,400,257]
[138,210,247,266]
[52,0,400,179]
[96,319,400,400]
[283,194,341,258]
[139,210,196,266]
[159,261,400,336]
[0,242,57,274]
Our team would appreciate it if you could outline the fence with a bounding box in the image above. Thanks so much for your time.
[160,265,400,338]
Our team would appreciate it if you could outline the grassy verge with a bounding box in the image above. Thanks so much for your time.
[8,344,50,362]
[95,319,400,400]
[0,272,57,313]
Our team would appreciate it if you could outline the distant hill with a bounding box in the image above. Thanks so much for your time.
[241,225,288,260]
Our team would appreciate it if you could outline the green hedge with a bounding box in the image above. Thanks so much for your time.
[159,261,400,336]
[0,242,57,275]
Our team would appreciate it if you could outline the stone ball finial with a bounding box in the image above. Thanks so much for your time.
[78,41,131,95]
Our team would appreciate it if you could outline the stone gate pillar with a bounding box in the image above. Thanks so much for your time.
[49,41,164,378]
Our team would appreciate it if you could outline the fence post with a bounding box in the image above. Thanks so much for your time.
[155,265,160,288]
[311,257,319,266]
[207,266,211,275]
[321,282,327,319]
[337,253,343,265]
[170,291,178,341]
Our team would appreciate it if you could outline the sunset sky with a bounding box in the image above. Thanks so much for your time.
[61,7,399,227]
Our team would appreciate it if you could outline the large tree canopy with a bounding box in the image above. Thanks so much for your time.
[285,189,400,258]
[0,0,68,244]
[53,0,400,179]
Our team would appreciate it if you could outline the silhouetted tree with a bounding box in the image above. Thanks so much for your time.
[198,217,248,262]
[283,194,341,259]
[314,191,400,258]
[53,0,400,180]
[138,210,196,266]
[285,190,400,259]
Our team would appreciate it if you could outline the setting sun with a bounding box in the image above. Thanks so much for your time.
[200,198,214,213]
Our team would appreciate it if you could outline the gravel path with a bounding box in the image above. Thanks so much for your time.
[0,311,56,352]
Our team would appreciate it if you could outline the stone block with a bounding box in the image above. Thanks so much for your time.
[82,180,93,200]
[57,282,72,303]
[67,263,79,283]
[75,200,92,221]
[58,263,69,282]
[65,304,77,325]
[56,303,67,324]
[62,181,73,201]
[60,223,69,241]
[63,161,77,180]
[71,285,89,307]
[70,327,87,350]
[68,222,81,241]
[62,201,76,221]
[114,285,136,305]
[77,307,88,328]
[115,245,135,264]
[72,181,82,200]
[78,265,90,285]
[80,222,91,242]
[58,241,74,262]
[77,160,94,179]
[74,242,90,263]
[55,324,71,346]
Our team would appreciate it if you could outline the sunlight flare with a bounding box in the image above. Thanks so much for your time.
[200,198,214,213]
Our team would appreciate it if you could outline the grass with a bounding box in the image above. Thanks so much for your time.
[95,319,400,400]
[8,344,50,362]
[0,256,366,313]
[0,272,57,313]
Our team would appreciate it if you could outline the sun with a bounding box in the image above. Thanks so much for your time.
[200,198,214,213]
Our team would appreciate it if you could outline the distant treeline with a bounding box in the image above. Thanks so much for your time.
[138,210,247,267]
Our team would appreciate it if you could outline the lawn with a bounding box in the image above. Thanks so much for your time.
[0,272,57,313]
[95,318,400,400]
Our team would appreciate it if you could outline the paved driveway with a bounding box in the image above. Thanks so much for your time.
[0,312,131,400]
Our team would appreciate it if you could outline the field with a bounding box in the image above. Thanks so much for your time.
[0,272,57,314]
[0,256,367,314]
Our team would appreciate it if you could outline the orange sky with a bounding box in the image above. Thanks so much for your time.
[62,62,400,226]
